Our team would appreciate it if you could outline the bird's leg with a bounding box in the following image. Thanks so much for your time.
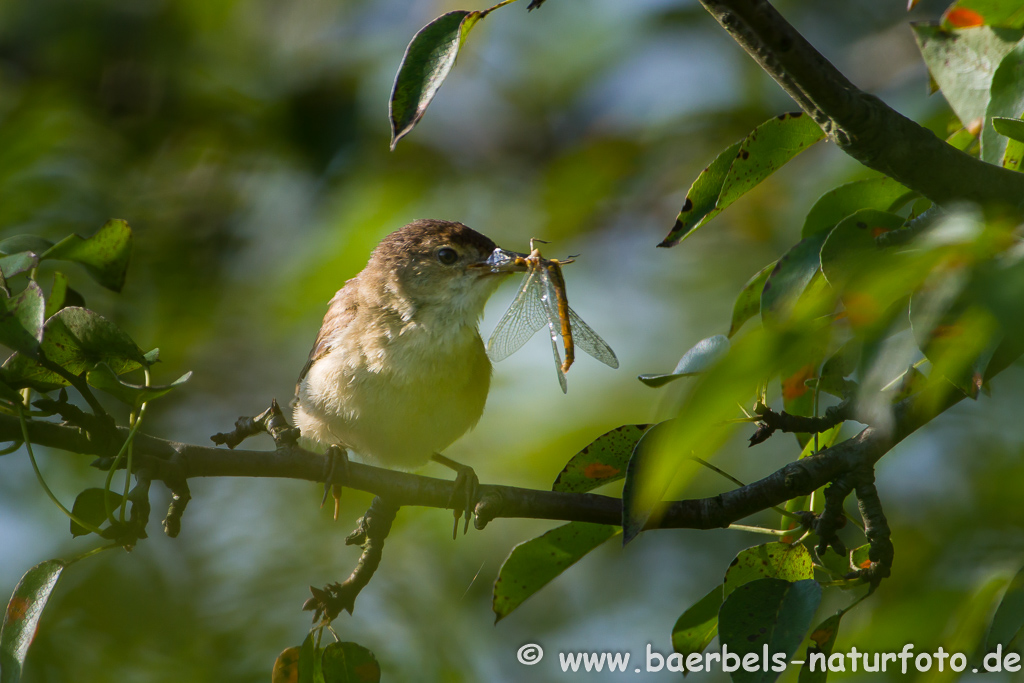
[431,453,480,539]
[321,444,350,521]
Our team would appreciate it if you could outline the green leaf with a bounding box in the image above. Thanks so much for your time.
[942,1,1024,29]
[4,307,148,389]
[389,11,483,150]
[0,253,39,282]
[713,112,824,210]
[994,115,1024,170]
[912,25,1023,133]
[492,522,618,622]
[983,43,1024,164]
[661,113,824,247]
[44,272,68,320]
[0,282,44,357]
[718,579,822,683]
[798,613,842,683]
[638,335,730,387]
[760,233,828,328]
[801,177,915,239]
[70,488,123,537]
[985,563,1024,652]
[0,236,53,257]
[723,542,814,598]
[620,420,681,543]
[729,262,775,337]
[552,423,654,493]
[661,141,742,247]
[671,585,723,659]
[819,209,910,327]
[818,340,860,399]
[41,219,133,292]
[994,115,1024,142]
[1,559,66,683]
[321,642,381,683]
[297,631,322,683]
[86,363,191,408]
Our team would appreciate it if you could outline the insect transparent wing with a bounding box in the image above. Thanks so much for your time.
[568,306,619,368]
[487,269,550,362]
[547,321,568,393]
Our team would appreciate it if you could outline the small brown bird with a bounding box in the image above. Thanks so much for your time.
[293,219,520,534]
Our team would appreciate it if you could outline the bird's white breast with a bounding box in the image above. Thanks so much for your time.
[294,307,492,469]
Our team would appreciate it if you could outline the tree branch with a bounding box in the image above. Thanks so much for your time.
[699,0,1024,211]
[0,366,973,536]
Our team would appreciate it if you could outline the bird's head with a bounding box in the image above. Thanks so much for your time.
[364,219,523,322]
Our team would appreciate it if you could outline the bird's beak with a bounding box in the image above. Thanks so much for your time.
[470,247,531,274]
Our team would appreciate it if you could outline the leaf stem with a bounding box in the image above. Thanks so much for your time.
[479,0,520,19]
[727,523,791,536]
[19,404,105,536]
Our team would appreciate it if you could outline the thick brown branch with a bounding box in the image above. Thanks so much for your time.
[700,0,1024,211]
[0,370,969,535]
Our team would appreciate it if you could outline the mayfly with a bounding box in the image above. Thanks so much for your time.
[478,239,618,392]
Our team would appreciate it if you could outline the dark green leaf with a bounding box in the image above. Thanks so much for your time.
[492,522,617,622]
[983,43,1024,164]
[661,113,823,247]
[985,563,1024,652]
[0,236,53,257]
[718,579,822,683]
[0,253,39,282]
[798,613,842,683]
[671,585,723,659]
[41,219,133,292]
[994,115,1024,142]
[1,559,66,683]
[298,631,322,683]
[760,233,828,328]
[912,25,1023,133]
[389,11,483,150]
[730,262,775,337]
[321,642,381,683]
[552,423,653,493]
[661,141,742,247]
[723,542,814,598]
[44,273,68,320]
[70,488,123,537]
[638,335,730,387]
[801,177,915,238]
[0,282,44,357]
[86,363,191,407]
[4,307,148,389]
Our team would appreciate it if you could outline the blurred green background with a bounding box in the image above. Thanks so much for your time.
[2,0,1023,680]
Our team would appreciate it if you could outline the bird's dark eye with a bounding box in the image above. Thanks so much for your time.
[437,247,458,265]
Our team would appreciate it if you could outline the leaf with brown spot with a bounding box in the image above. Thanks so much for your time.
[799,613,842,683]
[553,424,654,493]
[1,559,66,682]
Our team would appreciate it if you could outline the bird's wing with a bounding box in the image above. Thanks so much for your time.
[295,292,358,396]
[486,268,549,362]
[568,306,619,369]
